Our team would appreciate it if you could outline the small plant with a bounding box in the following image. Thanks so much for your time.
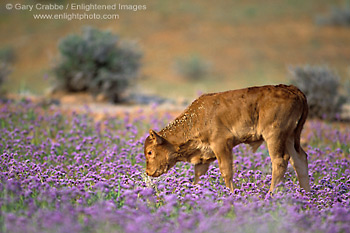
[54,27,142,103]
[0,46,15,94]
[0,63,10,89]
[315,2,350,27]
[288,65,343,119]
[174,54,211,81]
[345,68,350,104]
[0,46,15,64]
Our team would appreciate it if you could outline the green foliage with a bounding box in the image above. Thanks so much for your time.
[0,63,10,89]
[0,46,15,64]
[54,27,142,103]
[288,65,343,119]
[344,78,350,104]
[0,46,15,93]
[174,54,211,81]
[315,1,350,27]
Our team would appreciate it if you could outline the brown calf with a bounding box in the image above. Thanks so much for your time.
[144,84,310,193]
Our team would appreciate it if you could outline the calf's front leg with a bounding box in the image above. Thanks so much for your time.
[212,145,234,192]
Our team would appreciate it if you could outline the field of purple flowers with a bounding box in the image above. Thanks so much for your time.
[1,99,350,233]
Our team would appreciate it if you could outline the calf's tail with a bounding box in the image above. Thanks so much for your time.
[294,89,308,153]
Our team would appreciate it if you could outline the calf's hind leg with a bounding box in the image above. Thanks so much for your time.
[286,137,310,192]
[266,137,290,193]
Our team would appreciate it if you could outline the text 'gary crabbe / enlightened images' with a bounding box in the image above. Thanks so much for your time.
[5,2,147,21]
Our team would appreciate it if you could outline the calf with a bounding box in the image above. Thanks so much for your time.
[144,84,310,193]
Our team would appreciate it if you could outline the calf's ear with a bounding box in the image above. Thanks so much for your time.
[149,129,164,145]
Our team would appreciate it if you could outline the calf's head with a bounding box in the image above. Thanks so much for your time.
[144,130,177,177]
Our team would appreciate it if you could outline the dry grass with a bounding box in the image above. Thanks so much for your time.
[1,0,349,99]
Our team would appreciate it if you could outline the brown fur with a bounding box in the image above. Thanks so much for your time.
[144,84,310,193]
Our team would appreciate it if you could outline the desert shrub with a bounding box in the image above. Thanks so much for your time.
[0,63,10,88]
[54,27,142,103]
[315,3,350,26]
[174,54,211,81]
[344,79,350,104]
[288,65,343,119]
[0,46,15,64]
[0,46,14,94]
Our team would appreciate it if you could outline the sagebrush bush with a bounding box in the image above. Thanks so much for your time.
[0,46,15,64]
[344,79,350,104]
[0,63,10,88]
[54,27,142,103]
[0,46,14,93]
[174,54,211,80]
[315,3,350,26]
[288,65,342,119]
